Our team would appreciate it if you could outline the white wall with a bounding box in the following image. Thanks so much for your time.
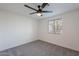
[0,9,38,51]
[1,7,79,52]
[39,9,79,51]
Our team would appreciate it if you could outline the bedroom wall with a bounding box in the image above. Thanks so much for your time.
[0,9,38,51]
[39,9,79,51]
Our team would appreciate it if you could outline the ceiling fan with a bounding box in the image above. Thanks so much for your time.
[24,3,52,16]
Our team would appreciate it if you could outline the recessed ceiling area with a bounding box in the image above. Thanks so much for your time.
[0,3,79,19]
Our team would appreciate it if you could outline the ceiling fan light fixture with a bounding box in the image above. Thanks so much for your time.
[24,3,51,16]
[36,13,42,16]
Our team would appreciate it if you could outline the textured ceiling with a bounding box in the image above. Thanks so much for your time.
[0,3,79,19]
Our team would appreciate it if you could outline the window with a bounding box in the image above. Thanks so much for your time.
[48,18,63,34]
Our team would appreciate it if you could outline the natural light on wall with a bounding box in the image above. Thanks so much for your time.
[48,17,63,34]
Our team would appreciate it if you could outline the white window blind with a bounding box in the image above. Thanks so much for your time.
[48,18,63,34]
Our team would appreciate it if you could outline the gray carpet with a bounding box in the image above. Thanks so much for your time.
[0,40,79,56]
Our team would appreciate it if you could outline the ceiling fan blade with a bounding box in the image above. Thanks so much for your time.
[24,5,37,11]
[30,12,37,15]
[42,11,52,13]
[41,3,48,9]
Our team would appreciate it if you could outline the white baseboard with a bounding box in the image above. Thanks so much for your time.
[40,39,79,52]
[0,39,37,52]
